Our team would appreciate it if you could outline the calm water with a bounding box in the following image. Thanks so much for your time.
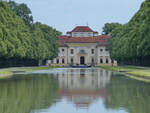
[0,68,149,113]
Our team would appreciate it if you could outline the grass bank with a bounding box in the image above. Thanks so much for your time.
[0,71,13,79]
[0,66,60,79]
[100,66,150,77]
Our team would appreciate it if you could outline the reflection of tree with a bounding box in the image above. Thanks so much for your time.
[0,74,59,113]
[104,73,150,113]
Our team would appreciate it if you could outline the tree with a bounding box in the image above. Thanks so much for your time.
[8,1,33,25]
[0,1,61,67]
[102,23,122,35]
[107,0,150,66]
[39,23,61,59]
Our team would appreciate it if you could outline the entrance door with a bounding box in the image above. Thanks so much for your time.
[80,56,85,65]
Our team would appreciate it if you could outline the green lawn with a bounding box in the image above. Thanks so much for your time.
[15,66,54,72]
[0,66,60,79]
[100,65,150,77]
[0,71,13,79]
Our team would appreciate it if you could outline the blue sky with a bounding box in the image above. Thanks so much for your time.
[14,0,145,34]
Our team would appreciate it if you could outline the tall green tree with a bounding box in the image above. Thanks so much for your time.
[39,23,61,59]
[108,0,150,66]
[0,1,61,67]
[102,23,122,35]
[8,1,33,25]
[0,1,31,59]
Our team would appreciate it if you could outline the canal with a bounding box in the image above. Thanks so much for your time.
[0,68,149,113]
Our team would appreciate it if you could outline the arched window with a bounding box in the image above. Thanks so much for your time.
[62,59,65,64]
[100,49,103,52]
[91,58,94,64]
[106,58,109,64]
[100,58,103,64]
[105,48,108,51]
[56,59,59,64]
[62,49,65,52]
[71,58,74,64]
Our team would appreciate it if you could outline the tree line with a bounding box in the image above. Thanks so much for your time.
[104,0,150,66]
[0,1,61,67]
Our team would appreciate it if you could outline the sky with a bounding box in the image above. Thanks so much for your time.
[14,0,145,34]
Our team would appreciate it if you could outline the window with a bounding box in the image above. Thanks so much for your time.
[73,32,77,37]
[106,58,109,64]
[62,59,65,64]
[91,58,94,64]
[70,49,74,54]
[100,49,103,52]
[56,59,59,64]
[88,33,92,36]
[100,58,103,64]
[71,58,74,64]
[62,49,65,52]
[51,60,53,64]
[105,48,108,51]
[62,49,65,56]
[80,32,84,37]
[91,49,94,54]
[80,49,85,54]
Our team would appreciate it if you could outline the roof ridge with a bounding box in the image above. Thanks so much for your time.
[71,26,94,32]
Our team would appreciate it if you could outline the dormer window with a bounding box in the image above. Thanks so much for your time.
[88,33,92,37]
[68,26,98,37]
[80,32,84,37]
[73,32,77,37]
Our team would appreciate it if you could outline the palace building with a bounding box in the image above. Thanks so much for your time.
[48,26,117,66]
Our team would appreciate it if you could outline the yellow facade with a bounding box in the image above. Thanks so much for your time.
[47,43,117,66]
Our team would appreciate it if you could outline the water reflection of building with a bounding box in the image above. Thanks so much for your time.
[54,68,111,108]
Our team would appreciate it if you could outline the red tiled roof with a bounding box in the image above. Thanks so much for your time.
[66,26,98,34]
[66,31,71,34]
[57,35,68,47]
[71,26,94,32]
[57,35,110,47]
[94,31,98,33]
